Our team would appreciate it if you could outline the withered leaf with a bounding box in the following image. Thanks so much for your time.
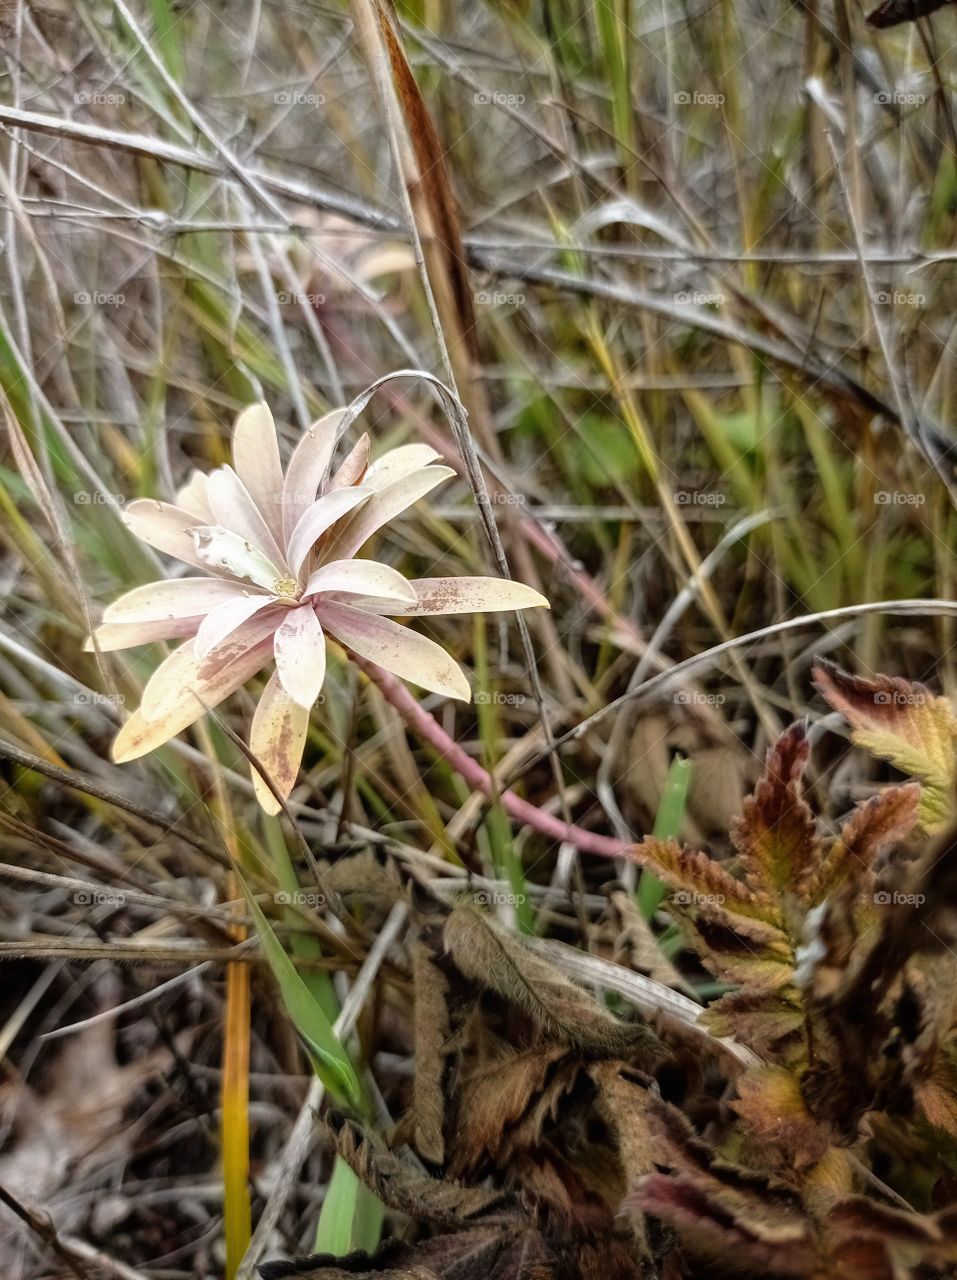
[441,904,662,1062]
[814,660,957,831]
[411,937,450,1164]
[731,1067,834,1171]
[798,783,920,905]
[731,724,820,900]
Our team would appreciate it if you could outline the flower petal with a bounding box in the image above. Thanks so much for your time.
[232,401,285,543]
[286,487,371,577]
[86,617,202,652]
[142,612,279,722]
[327,433,370,490]
[249,672,309,814]
[363,442,442,490]
[323,466,454,560]
[354,576,550,616]
[195,593,280,659]
[317,602,470,702]
[175,471,215,522]
[111,635,274,761]
[123,500,209,571]
[207,465,287,566]
[281,408,346,544]
[304,558,416,604]
[192,526,284,591]
[102,577,246,625]
[274,605,326,708]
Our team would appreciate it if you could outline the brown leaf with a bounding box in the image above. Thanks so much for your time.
[731,724,821,900]
[731,1067,834,1172]
[411,937,451,1163]
[799,784,920,905]
[441,904,663,1062]
[813,660,957,831]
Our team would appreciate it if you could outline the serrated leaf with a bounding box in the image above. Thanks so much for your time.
[814,660,957,832]
[731,724,821,899]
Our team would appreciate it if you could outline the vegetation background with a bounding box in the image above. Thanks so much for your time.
[0,0,955,1277]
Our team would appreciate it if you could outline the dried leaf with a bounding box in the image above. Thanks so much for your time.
[411,937,451,1164]
[814,660,957,831]
[441,904,663,1062]
[799,784,920,904]
[731,724,821,899]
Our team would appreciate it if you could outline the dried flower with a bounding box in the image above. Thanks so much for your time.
[91,402,547,810]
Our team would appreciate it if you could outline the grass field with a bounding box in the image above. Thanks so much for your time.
[1,2,957,1278]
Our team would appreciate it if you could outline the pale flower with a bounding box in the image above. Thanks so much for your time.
[91,402,547,811]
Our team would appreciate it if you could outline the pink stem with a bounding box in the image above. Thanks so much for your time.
[350,652,630,859]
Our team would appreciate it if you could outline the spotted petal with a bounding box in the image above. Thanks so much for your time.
[317,601,470,701]
[352,576,549,616]
[192,527,285,591]
[304,559,416,604]
[141,614,279,723]
[232,401,285,543]
[249,672,309,814]
[194,593,279,659]
[274,605,326,708]
[111,636,274,761]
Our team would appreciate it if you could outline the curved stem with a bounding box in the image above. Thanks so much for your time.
[350,652,629,860]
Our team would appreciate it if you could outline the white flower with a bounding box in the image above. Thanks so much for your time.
[91,402,548,811]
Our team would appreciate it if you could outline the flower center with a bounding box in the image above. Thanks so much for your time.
[273,576,300,600]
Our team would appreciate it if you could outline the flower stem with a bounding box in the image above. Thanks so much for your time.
[349,653,629,860]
